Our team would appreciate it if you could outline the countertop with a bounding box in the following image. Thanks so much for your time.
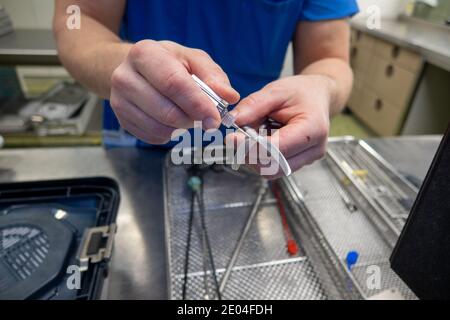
[0,136,442,299]
[351,16,450,72]
[0,29,59,65]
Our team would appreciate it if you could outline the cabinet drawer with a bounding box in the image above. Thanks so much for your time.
[351,29,357,44]
[350,46,372,75]
[352,30,376,50]
[351,89,375,127]
[353,89,405,136]
[373,38,423,73]
[369,56,418,110]
[347,85,362,111]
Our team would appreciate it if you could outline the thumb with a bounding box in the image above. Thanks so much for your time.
[186,49,240,104]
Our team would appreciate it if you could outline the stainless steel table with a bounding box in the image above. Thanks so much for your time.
[0,136,442,299]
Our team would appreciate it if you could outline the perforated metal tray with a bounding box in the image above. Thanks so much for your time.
[163,138,417,300]
[163,161,330,300]
[282,137,417,299]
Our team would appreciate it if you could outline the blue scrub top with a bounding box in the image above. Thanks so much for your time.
[103,0,358,147]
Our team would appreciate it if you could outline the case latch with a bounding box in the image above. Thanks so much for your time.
[77,223,117,272]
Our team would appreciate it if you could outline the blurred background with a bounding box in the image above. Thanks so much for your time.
[0,0,449,148]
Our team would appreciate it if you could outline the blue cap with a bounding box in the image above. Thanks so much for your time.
[346,251,359,270]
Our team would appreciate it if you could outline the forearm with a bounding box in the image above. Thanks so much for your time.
[292,20,353,116]
[299,58,353,116]
[53,11,131,99]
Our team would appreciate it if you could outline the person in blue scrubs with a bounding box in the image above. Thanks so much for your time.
[54,0,358,178]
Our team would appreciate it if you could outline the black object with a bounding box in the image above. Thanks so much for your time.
[0,209,74,299]
[182,191,195,300]
[0,177,120,300]
[391,125,450,300]
[183,166,221,300]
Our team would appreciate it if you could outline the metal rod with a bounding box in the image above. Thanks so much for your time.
[329,174,358,212]
[335,146,409,219]
[354,146,409,199]
[232,123,253,140]
[201,232,211,299]
[219,181,268,293]
[358,140,419,194]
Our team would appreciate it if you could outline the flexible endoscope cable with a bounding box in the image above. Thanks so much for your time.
[182,191,196,300]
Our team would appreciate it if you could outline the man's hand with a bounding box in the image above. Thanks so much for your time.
[110,40,239,144]
[227,18,353,179]
[229,74,335,178]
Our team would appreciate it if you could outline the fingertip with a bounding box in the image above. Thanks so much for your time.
[207,78,240,103]
[226,89,240,105]
[229,102,252,125]
[219,87,240,105]
[225,85,240,101]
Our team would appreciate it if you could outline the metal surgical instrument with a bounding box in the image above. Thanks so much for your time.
[219,180,269,293]
[191,74,292,176]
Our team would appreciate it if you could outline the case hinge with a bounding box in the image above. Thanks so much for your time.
[77,223,117,272]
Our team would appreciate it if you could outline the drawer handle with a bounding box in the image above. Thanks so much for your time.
[385,65,395,77]
[351,47,358,58]
[392,46,400,59]
[374,99,383,111]
[356,31,362,41]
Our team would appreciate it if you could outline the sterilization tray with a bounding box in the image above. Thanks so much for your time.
[164,137,418,300]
